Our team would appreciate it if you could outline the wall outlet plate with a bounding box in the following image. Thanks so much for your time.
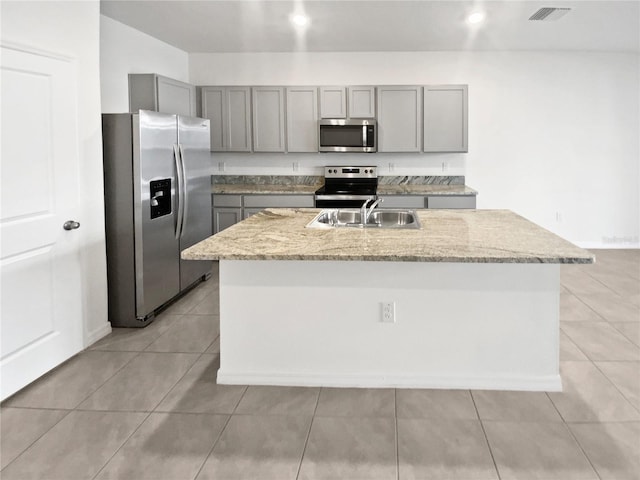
[381,301,396,323]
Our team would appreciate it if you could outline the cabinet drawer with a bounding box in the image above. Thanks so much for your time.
[243,194,314,208]
[378,195,426,209]
[426,196,476,209]
[212,194,242,207]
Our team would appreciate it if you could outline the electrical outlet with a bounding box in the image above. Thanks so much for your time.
[388,163,395,173]
[442,161,449,172]
[381,301,396,323]
[555,211,563,223]
[292,162,299,172]
[218,162,226,172]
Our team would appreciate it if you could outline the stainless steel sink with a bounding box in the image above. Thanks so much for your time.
[306,209,421,229]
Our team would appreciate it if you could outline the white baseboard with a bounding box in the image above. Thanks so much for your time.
[217,370,563,392]
[84,322,112,348]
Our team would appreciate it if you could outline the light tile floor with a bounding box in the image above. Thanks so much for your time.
[1,250,639,479]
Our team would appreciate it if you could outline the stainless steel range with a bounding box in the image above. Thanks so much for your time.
[314,166,378,208]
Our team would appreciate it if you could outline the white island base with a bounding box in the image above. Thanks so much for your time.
[217,260,562,392]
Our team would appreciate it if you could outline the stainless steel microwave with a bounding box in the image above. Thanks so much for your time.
[318,119,377,153]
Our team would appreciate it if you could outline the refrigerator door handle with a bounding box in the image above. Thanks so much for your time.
[178,144,189,238]
[173,144,185,239]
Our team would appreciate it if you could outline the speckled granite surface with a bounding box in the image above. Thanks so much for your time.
[182,208,594,264]
[377,184,477,195]
[212,184,320,194]
[211,175,476,195]
[212,175,321,194]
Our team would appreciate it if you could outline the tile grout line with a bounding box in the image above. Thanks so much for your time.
[89,409,154,480]
[0,408,73,474]
[469,390,502,480]
[295,386,321,480]
[193,362,247,480]
[191,413,233,480]
[394,388,399,480]
[607,323,640,349]
[88,339,207,479]
[561,421,604,480]
[590,361,640,416]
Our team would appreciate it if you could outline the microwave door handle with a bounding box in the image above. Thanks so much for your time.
[362,126,367,147]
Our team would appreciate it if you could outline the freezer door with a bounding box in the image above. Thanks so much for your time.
[135,111,180,317]
[177,116,213,289]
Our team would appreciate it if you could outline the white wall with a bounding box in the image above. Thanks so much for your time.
[100,15,190,112]
[190,51,640,248]
[1,0,109,344]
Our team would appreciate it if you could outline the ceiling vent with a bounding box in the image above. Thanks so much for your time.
[529,7,571,21]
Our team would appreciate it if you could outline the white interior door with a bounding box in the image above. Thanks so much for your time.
[1,44,84,400]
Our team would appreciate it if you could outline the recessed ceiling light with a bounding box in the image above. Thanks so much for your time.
[290,13,309,27]
[467,12,485,25]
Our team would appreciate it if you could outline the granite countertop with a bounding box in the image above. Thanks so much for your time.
[183,208,594,264]
[212,183,477,195]
[377,184,477,195]
[212,184,321,195]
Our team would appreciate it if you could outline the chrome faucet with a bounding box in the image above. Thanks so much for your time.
[361,198,383,225]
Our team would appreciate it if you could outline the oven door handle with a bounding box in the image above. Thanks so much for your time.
[315,194,377,201]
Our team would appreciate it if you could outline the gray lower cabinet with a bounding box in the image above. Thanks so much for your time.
[377,86,422,152]
[252,87,286,152]
[128,74,196,117]
[426,195,476,209]
[213,194,314,232]
[424,85,468,153]
[243,194,314,218]
[286,87,318,152]
[377,195,426,209]
[378,194,476,209]
[213,208,242,232]
[201,86,252,152]
[212,194,242,233]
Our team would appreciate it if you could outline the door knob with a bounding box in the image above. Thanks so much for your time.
[63,220,80,231]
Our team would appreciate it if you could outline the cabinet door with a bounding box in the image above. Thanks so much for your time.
[213,207,242,233]
[348,86,376,118]
[426,196,476,209]
[424,85,468,153]
[227,87,252,152]
[128,74,195,117]
[286,87,318,152]
[252,87,285,152]
[319,86,346,118]
[244,195,314,208]
[243,207,263,219]
[156,75,196,117]
[201,87,226,151]
[377,195,426,209]
[377,86,422,152]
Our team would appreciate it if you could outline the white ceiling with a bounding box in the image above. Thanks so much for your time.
[100,0,640,54]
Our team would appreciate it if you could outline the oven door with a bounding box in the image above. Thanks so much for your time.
[315,194,377,208]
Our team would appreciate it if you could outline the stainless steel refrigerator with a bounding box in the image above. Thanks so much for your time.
[102,110,212,327]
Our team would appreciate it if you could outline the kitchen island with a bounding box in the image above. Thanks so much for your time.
[182,208,593,391]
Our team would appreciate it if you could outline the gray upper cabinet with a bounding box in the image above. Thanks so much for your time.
[252,87,286,152]
[348,86,376,118]
[286,87,318,152]
[377,86,422,152]
[201,86,252,152]
[424,85,468,153]
[319,86,347,118]
[129,74,196,117]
